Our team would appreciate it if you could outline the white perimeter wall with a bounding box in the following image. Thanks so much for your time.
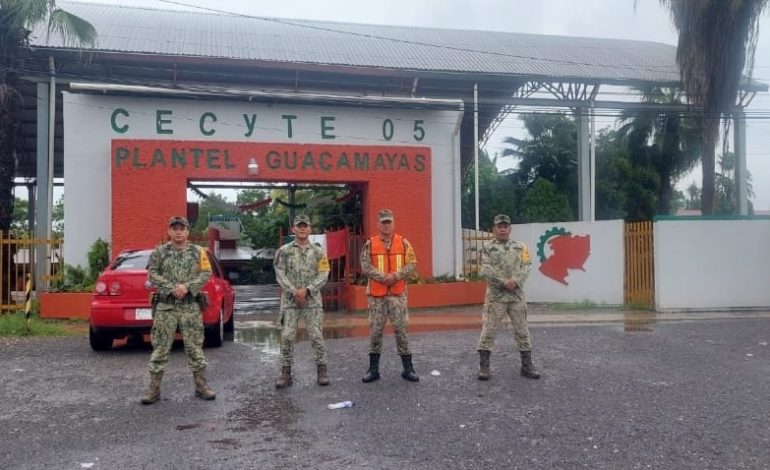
[62,93,463,273]
[655,218,770,311]
[511,219,624,305]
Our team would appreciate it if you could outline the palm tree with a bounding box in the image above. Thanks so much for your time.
[0,0,96,233]
[659,0,768,214]
[0,1,95,306]
[501,113,578,216]
[617,87,700,215]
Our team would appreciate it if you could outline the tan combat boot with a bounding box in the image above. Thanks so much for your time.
[275,366,293,388]
[317,364,330,386]
[193,369,217,400]
[478,350,491,381]
[140,371,163,405]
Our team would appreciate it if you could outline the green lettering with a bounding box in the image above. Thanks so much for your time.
[223,150,236,169]
[302,151,315,170]
[386,153,397,170]
[282,114,297,138]
[320,116,336,139]
[243,113,257,137]
[171,148,186,168]
[285,151,298,169]
[354,152,369,170]
[398,155,410,171]
[150,149,166,167]
[337,152,350,169]
[111,108,129,133]
[200,112,217,136]
[206,149,221,169]
[266,150,281,169]
[319,152,332,171]
[414,154,426,172]
[156,110,173,135]
[132,149,147,168]
[114,147,129,167]
[374,154,386,170]
[191,148,203,168]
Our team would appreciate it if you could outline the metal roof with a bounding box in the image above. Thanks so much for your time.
[32,1,685,87]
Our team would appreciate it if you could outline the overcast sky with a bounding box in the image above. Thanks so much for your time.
[73,0,770,210]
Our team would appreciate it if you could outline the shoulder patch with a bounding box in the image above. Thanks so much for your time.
[405,243,417,264]
[520,244,531,264]
[198,247,211,271]
[317,255,330,272]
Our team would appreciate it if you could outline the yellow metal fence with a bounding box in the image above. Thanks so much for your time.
[0,231,63,314]
[624,221,655,309]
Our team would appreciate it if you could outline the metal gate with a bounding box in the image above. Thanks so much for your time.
[624,221,654,309]
[0,232,64,314]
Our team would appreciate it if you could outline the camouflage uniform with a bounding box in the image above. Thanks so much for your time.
[147,242,211,374]
[360,237,416,355]
[477,238,534,352]
[274,240,330,367]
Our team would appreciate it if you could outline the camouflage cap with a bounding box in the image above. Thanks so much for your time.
[293,214,311,225]
[493,214,511,225]
[168,216,189,228]
[377,208,394,222]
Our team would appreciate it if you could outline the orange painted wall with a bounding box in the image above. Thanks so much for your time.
[111,140,433,275]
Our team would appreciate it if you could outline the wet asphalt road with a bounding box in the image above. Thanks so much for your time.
[2,302,770,469]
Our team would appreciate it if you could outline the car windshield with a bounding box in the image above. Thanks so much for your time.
[112,251,152,271]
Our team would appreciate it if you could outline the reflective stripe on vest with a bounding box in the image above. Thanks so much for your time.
[369,234,406,297]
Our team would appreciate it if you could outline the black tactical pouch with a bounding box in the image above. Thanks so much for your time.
[195,292,211,311]
[150,292,160,318]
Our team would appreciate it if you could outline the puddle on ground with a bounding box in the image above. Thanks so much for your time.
[234,319,364,355]
[623,312,656,332]
[235,313,484,353]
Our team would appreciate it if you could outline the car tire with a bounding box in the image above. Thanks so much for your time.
[204,307,224,348]
[89,326,113,351]
[223,305,235,342]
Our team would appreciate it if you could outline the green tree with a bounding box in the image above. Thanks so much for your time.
[0,0,96,233]
[714,151,755,214]
[501,113,578,216]
[685,182,701,210]
[617,87,700,215]
[521,178,573,222]
[461,150,518,228]
[659,0,768,214]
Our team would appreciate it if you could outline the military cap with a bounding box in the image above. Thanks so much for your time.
[168,216,189,228]
[377,208,394,222]
[493,214,511,225]
[293,214,311,225]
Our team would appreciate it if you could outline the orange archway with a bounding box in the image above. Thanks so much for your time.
[111,140,433,275]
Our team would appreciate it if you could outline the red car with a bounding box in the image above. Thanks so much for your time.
[89,248,236,351]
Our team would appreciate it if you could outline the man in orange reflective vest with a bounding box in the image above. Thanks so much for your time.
[360,208,419,383]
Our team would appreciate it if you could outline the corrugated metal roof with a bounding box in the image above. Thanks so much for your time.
[30,1,682,85]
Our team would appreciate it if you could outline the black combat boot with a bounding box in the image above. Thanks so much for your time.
[362,353,381,383]
[478,350,491,381]
[520,351,541,379]
[400,354,419,382]
[317,364,330,386]
[275,366,293,388]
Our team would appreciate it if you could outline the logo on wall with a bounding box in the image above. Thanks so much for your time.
[536,227,591,285]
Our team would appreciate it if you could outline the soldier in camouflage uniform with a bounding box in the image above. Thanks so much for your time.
[476,214,541,381]
[360,208,419,383]
[274,214,331,388]
[140,216,217,404]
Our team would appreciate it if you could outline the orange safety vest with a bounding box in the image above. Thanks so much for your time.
[369,234,407,297]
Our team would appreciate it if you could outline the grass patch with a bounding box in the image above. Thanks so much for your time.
[0,312,78,337]
[622,301,654,311]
